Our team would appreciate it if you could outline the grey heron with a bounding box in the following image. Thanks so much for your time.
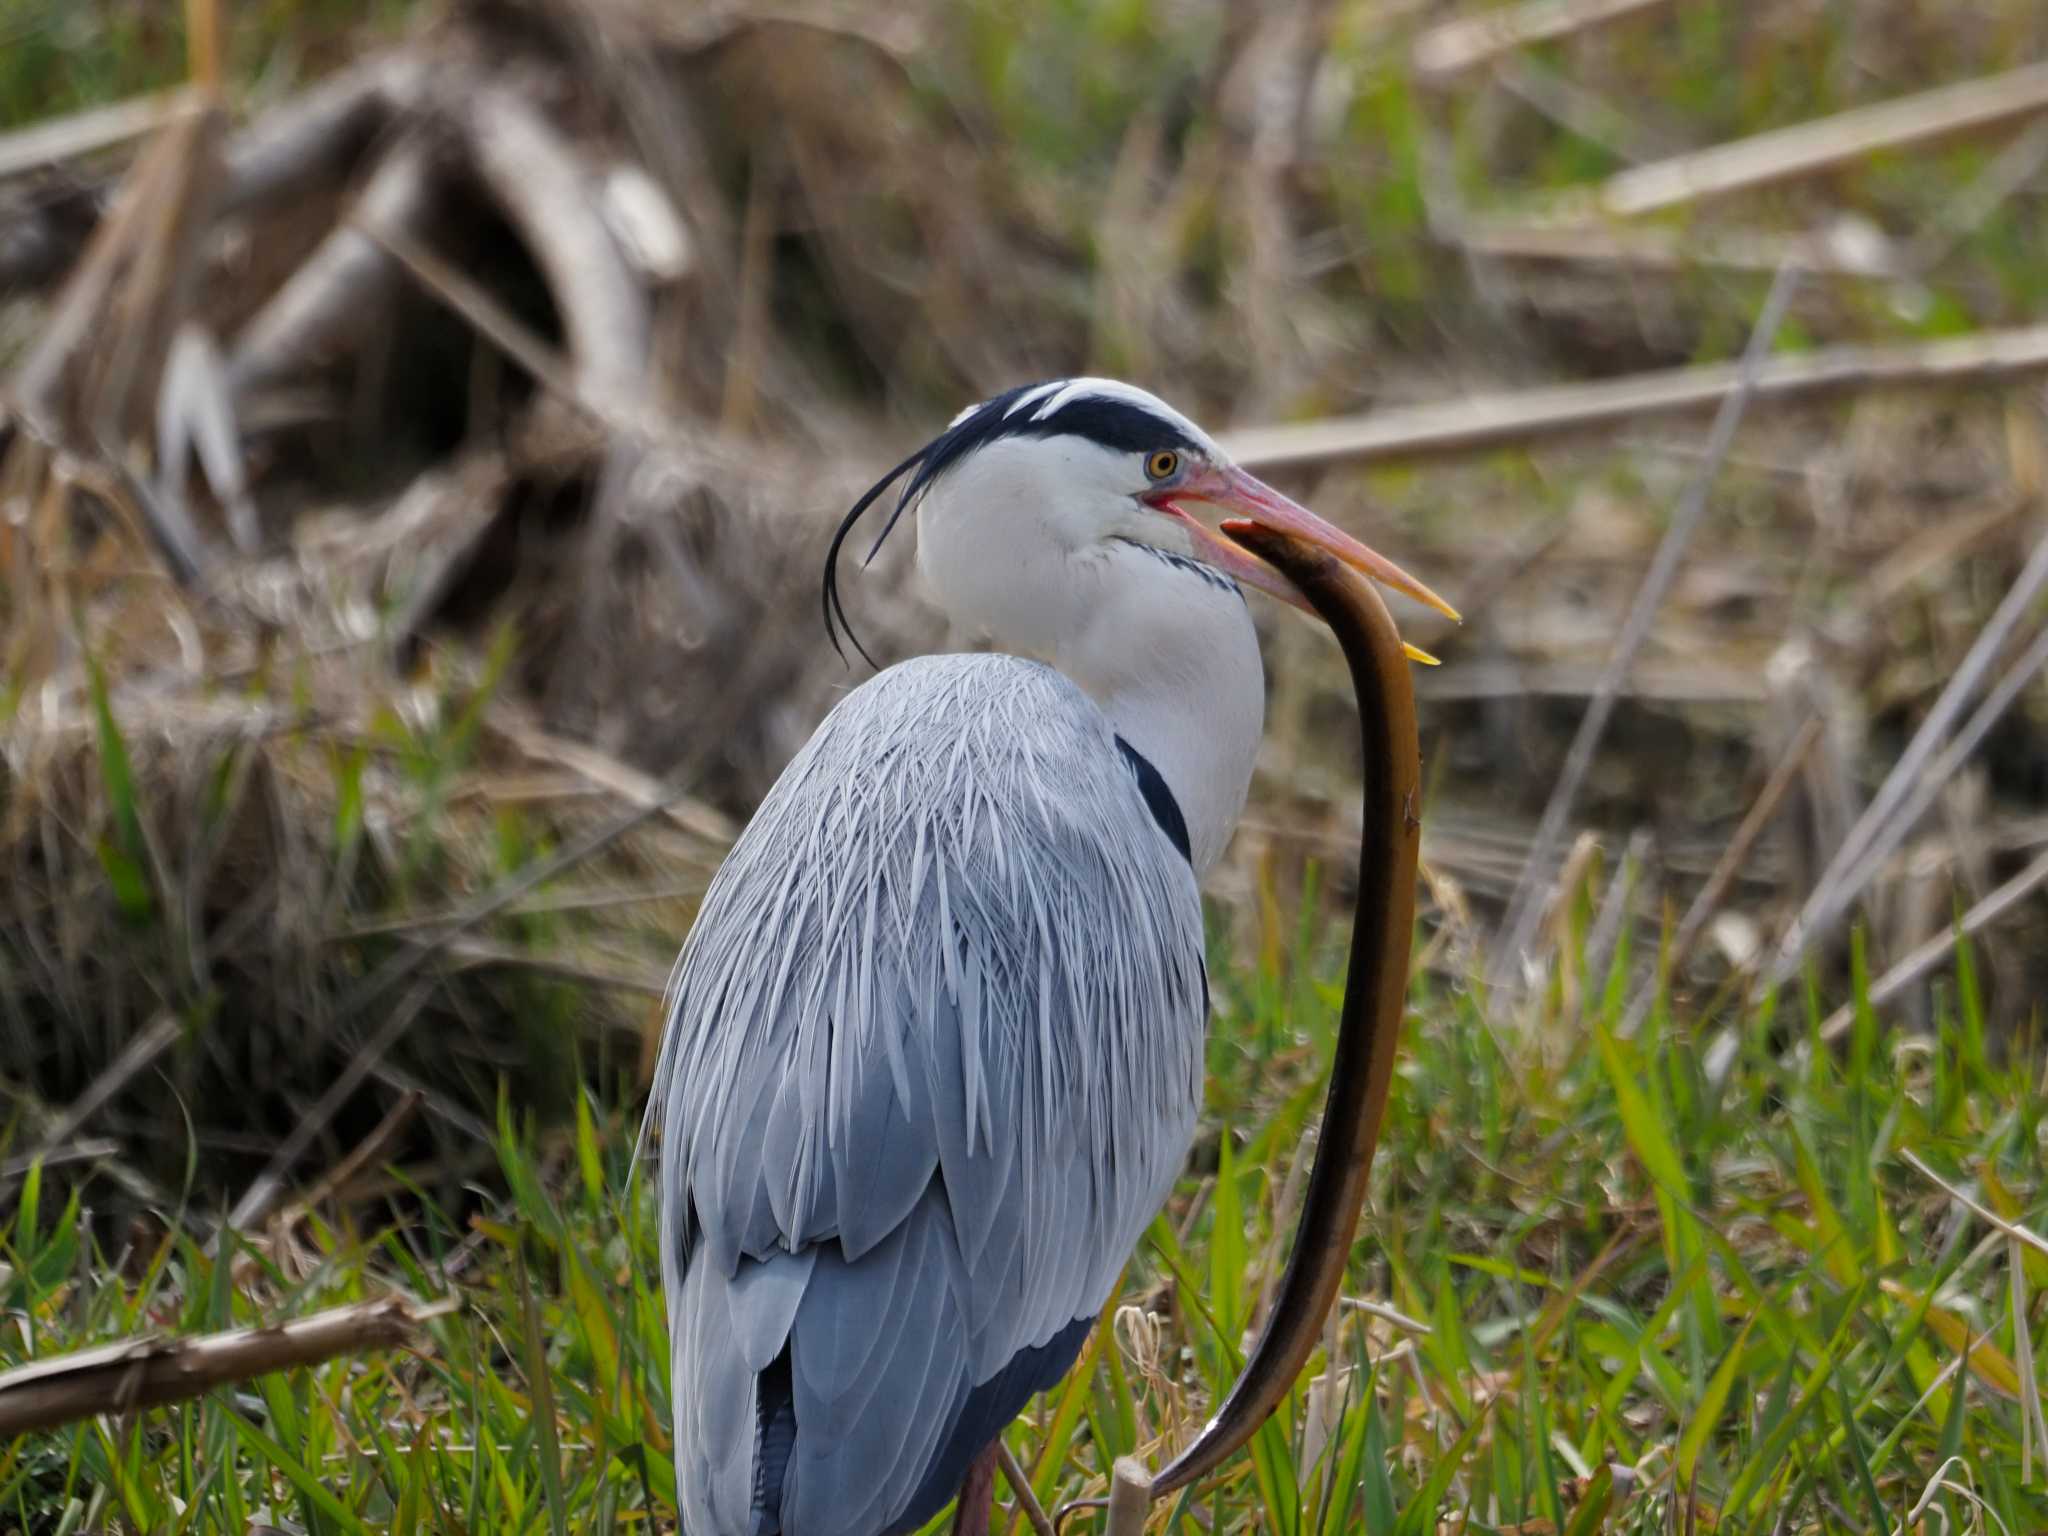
[646,379,1453,1536]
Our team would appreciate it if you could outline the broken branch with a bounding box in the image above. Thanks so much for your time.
[0,1296,447,1439]
[1598,60,2048,217]
[1218,320,2048,472]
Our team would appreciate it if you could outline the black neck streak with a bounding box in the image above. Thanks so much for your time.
[1115,736,1192,867]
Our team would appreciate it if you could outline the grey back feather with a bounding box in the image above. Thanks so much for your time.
[647,652,1208,1535]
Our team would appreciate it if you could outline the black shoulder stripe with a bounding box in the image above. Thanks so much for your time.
[1115,735,1192,867]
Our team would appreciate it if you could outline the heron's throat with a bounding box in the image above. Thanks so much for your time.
[1055,589,1265,879]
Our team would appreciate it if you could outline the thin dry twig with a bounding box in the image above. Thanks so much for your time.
[1595,60,2048,217]
[1901,1150,2048,1262]
[0,1295,450,1438]
[223,982,435,1234]
[361,217,675,448]
[441,937,669,998]
[1770,517,2048,988]
[995,1441,1058,1536]
[331,777,703,1028]
[1490,56,1670,166]
[7,1013,182,1185]
[0,1138,121,1181]
[1488,265,1801,986]
[1340,1295,1433,1334]
[1215,321,2048,472]
[1814,846,2048,1043]
[1454,215,1904,280]
[1581,828,1650,1000]
[0,93,182,181]
[1621,718,1823,1034]
[1905,116,2048,274]
[291,1089,424,1217]
[1836,621,2048,912]
[1412,0,1675,84]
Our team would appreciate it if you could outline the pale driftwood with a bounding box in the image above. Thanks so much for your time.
[157,324,258,553]
[0,94,180,182]
[1487,266,1800,987]
[218,53,425,217]
[1217,321,2048,473]
[462,86,650,398]
[1412,0,1675,84]
[0,1296,441,1439]
[225,143,433,398]
[1599,60,2048,218]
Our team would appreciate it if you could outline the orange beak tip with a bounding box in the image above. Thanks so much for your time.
[1402,643,1441,667]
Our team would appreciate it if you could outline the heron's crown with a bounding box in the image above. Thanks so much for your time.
[824,379,1215,664]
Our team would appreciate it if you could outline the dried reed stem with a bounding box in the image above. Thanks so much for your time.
[1813,846,2048,1043]
[1598,61,2048,217]
[1620,718,1823,1034]
[1488,265,1800,987]
[1770,517,2048,988]
[1413,0,1675,84]
[1215,320,2048,473]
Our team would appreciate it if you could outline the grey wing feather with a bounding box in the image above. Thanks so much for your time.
[648,653,1208,1536]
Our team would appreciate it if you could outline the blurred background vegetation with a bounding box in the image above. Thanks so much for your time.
[4,1,2048,1531]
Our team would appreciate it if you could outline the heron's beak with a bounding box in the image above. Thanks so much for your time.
[1147,463,1459,663]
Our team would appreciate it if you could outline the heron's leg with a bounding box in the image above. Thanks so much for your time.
[951,1444,999,1536]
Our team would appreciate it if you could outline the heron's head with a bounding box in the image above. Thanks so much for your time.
[824,378,1457,665]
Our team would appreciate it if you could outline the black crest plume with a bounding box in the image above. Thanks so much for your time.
[822,381,1201,666]
[823,384,1046,667]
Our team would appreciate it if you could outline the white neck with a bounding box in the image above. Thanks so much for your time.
[911,439,1266,877]
[1050,546,1265,877]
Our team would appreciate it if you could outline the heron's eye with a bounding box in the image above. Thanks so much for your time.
[1145,449,1181,481]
